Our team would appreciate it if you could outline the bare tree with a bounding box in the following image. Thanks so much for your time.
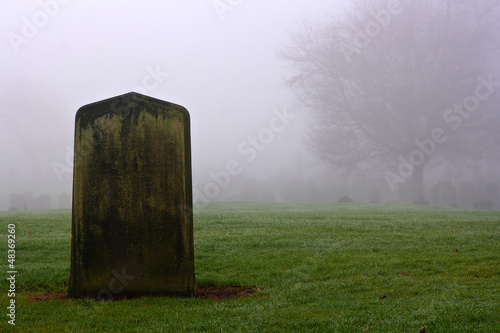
[281,0,500,201]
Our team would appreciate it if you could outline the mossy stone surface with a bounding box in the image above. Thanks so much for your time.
[68,92,195,298]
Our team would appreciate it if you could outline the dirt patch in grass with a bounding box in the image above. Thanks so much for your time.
[26,290,68,302]
[195,285,257,300]
[25,285,257,302]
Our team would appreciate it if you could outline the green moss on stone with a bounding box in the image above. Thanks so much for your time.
[69,92,194,298]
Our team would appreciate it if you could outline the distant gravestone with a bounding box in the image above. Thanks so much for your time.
[485,183,499,210]
[458,181,476,209]
[68,92,195,298]
[338,195,353,203]
[33,194,51,210]
[9,191,34,211]
[9,193,25,211]
[23,191,35,210]
[473,200,492,210]
[430,180,458,207]
[58,193,72,209]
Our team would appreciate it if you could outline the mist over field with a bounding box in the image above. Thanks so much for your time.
[1,0,499,211]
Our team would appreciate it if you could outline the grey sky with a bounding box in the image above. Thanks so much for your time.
[0,0,337,210]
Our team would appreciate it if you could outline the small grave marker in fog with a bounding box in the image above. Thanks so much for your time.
[68,92,195,298]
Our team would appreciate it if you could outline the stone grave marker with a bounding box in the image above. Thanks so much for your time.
[473,200,492,210]
[458,181,476,209]
[68,92,195,298]
[58,193,72,209]
[9,192,34,211]
[430,180,458,207]
[9,193,25,211]
[485,182,499,210]
[33,194,51,210]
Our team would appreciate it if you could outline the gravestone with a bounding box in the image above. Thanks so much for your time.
[33,194,51,210]
[9,193,25,211]
[68,92,195,298]
[430,180,458,207]
[8,191,34,211]
[473,200,492,210]
[485,183,499,210]
[338,195,353,203]
[58,193,72,209]
[458,181,476,209]
[24,191,35,210]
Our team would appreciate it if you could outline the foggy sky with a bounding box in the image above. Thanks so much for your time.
[0,0,337,210]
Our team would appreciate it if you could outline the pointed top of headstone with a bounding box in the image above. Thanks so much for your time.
[76,92,189,129]
[75,91,190,132]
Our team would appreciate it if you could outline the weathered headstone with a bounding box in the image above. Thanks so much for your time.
[473,200,492,210]
[68,92,195,298]
[485,182,499,210]
[9,193,25,211]
[8,191,34,211]
[338,195,353,203]
[33,194,51,211]
[58,193,72,209]
[458,181,476,209]
[24,191,35,210]
[430,180,458,207]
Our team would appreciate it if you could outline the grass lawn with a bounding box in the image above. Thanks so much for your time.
[0,202,499,332]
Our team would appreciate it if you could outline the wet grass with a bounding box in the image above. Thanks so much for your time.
[0,203,499,332]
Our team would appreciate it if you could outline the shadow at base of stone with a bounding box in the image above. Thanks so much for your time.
[25,285,259,302]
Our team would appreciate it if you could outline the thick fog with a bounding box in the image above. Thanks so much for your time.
[1,0,499,211]
[0,0,337,211]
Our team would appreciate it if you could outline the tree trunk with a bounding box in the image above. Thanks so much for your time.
[412,164,425,204]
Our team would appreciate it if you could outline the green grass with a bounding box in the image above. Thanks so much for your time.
[0,203,499,332]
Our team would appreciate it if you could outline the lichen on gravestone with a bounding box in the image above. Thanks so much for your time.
[68,92,195,298]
